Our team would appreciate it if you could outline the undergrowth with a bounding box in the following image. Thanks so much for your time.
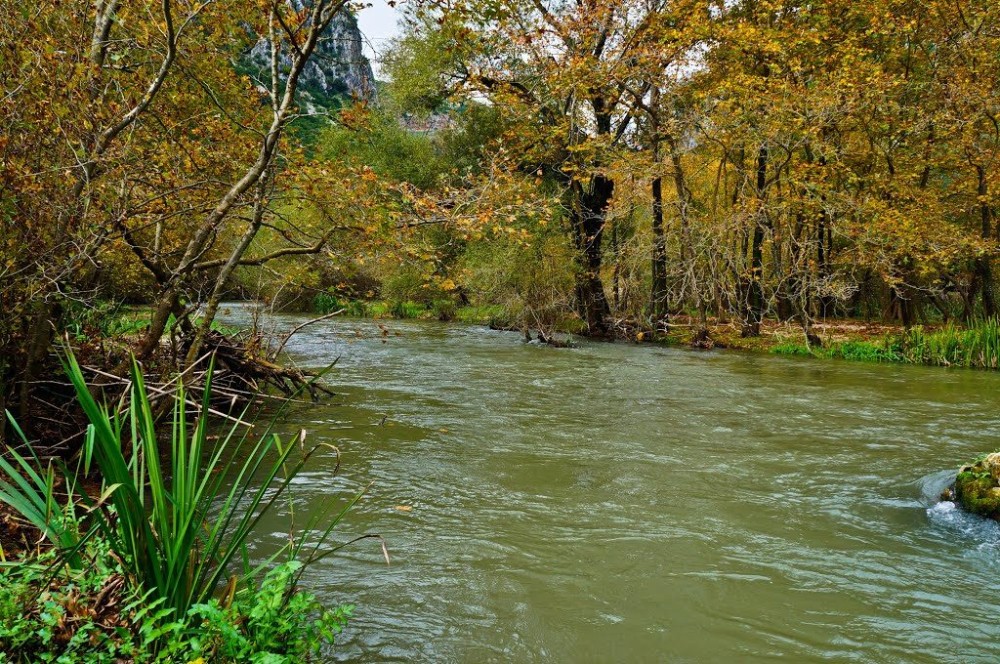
[0,541,352,663]
[0,349,367,661]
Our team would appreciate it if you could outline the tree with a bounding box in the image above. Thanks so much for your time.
[0,0,359,441]
[396,0,699,334]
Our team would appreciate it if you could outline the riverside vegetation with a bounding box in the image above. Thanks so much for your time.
[0,351,364,661]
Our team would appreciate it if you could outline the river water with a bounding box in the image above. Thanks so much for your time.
[218,306,1000,662]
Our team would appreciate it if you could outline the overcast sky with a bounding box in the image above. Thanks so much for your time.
[356,0,404,79]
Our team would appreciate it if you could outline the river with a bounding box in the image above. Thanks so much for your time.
[218,305,1000,662]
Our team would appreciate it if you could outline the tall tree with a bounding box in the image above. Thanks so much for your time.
[397,0,693,334]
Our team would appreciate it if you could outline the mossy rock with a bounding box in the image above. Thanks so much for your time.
[953,452,1000,520]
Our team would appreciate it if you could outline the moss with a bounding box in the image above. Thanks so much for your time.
[953,453,1000,519]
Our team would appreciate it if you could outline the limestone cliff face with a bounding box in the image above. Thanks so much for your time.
[246,6,376,107]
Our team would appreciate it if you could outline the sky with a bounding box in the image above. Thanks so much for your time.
[356,0,404,79]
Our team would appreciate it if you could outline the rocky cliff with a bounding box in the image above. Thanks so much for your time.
[245,6,376,108]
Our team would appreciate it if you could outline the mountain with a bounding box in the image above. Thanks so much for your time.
[245,7,376,110]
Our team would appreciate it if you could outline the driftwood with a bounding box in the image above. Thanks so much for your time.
[9,314,339,454]
[187,330,335,402]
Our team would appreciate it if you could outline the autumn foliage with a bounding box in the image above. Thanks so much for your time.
[2,0,1000,439]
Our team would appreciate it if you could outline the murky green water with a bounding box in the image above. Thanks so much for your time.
[220,305,1000,662]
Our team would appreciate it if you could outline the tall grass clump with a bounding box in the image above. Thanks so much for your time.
[831,340,904,363]
[389,300,423,319]
[902,320,1000,368]
[314,291,368,316]
[772,319,1000,369]
[0,350,373,660]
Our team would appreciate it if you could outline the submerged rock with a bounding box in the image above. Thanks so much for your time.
[952,452,1000,520]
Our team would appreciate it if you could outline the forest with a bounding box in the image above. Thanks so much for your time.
[4,0,1000,413]
[2,0,1000,661]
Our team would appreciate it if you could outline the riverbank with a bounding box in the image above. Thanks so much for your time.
[309,295,1000,370]
[662,317,1000,369]
[93,298,1000,370]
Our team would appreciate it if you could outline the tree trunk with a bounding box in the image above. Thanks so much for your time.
[667,134,692,265]
[977,164,997,318]
[650,169,669,328]
[137,290,181,360]
[185,178,269,365]
[647,87,671,331]
[571,176,614,336]
[743,145,768,337]
[17,301,60,422]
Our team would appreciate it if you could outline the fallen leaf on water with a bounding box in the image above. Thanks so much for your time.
[395,505,413,512]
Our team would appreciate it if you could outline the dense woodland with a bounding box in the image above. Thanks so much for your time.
[2,0,1000,439]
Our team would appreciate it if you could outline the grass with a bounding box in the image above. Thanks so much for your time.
[901,319,1000,368]
[313,291,516,326]
[770,319,1000,369]
[772,339,904,363]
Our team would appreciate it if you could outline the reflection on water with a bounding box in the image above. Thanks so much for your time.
[218,304,1000,662]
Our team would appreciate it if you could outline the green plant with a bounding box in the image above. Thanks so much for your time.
[190,561,354,662]
[344,299,369,317]
[313,291,344,315]
[772,337,906,364]
[60,350,364,620]
[314,292,370,317]
[389,300,422,319]
[833,340,903,363]
[431,299,457,322]
[0,538,184,662]
[62,300,151,342]
[0,424,81,565]
[0,348,370,657]
[771,341,815,357]
[0,541,355,662]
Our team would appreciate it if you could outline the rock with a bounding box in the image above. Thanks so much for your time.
[987,453,1000,480]
[953,452,1000,520]
[243,4,376,109]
